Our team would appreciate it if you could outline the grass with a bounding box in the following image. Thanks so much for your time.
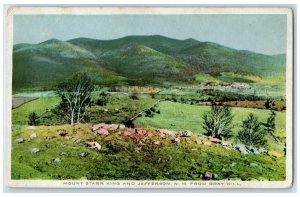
[11,92,287,181]
[12,124,286,180]
[12,96,60,125]
[134,101,286,156]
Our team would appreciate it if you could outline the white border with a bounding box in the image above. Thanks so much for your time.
[4,6,294,189]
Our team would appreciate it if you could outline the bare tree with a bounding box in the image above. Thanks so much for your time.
[57,72,94,125]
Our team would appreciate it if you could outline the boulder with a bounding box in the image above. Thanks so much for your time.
[181,130,193,137]
[118,124,126,130]
[146,132,155,138]
[30,133,37,139]
[136,128,147,135]
[92,123,105,131]
[97,129,109,136]
[105,124,119,131]
[157,129,177,138]
[209,137,222,143]
[123,129,135,136]
[234,144,249,155]
[203,171,213,179]
[31,148,40,154]
[94,142,101,150]
[54,158,61,164]
[221,141,232,147]
[154,141,161,146]
[85,141,101,150]
[15,138,24,144]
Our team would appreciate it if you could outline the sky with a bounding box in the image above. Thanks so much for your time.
[13,14,287,55]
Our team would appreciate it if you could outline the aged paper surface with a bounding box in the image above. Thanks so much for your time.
[6,7,293,188]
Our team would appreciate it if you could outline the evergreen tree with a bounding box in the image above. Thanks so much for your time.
[238,113,267,147]
[202,105,233,139]
[263,110,276,134]
[28,112,39,126]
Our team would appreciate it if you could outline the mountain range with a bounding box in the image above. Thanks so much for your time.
[13,35,286,92]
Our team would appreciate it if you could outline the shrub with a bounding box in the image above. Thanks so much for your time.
[238,113,267,147]
[28,112,39,126]
[263,110,276,134]
[202,106,233,139]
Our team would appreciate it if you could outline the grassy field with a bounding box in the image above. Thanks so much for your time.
[134,101,286,156]
[11,92,287,180]
[12,96,60,125]
[12,124,285,181]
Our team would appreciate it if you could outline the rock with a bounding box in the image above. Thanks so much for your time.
[130,136,140,142]
[94,142,101,150]
[85,141,101,151]
[203,171,213,179]
[31,148,40,153]
[136,128,147,135]
[172,137,181,144]
[123,129,135,136]
[157,129,177,138]
[146,132,155,138]
[15,138,24,144]
[209,137,222,143]
[30,133,37,139]
[54,158,61,164]
[195,139,203,145]
[154,141,161,146]
[97,129,109,136]
[59,152,67,156]
[80,152,87,157]
[118,124,126,130]
[105,124,119,131]
[235,144,249,155]
[181,130,193,137]
[28,126,35,130]
[92,123,105,131]
[246,145,261,154]
[221,141,232,147]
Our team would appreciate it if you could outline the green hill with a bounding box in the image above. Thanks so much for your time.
[13,35,286,92]
[13,39,126,92]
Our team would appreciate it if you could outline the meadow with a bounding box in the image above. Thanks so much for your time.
[11,89,287,180]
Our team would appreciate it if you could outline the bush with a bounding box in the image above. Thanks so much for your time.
[262,110,276,134]
[238,113,267,147]
[202,106,233,139]
[28,112,39,126]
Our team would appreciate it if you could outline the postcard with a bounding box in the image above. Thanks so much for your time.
[5,7,293,188]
